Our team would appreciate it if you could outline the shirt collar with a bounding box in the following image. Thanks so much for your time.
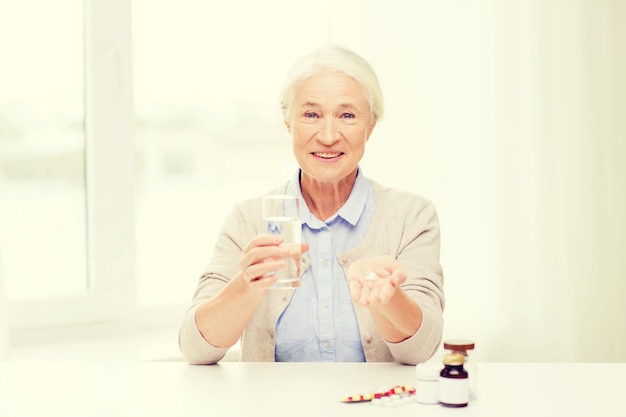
[285,168,368,227]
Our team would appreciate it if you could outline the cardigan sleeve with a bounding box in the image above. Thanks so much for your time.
[385,198,444,364]
[178,201,254,364]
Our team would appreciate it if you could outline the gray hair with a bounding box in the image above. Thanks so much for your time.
[279,45,384,124]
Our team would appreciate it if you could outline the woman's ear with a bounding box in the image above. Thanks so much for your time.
[366,119,377,141]
[285,121,292,135]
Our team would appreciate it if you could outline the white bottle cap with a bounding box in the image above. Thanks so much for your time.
[415,362,443,381]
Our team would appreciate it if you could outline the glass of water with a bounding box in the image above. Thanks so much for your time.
[262,195,302,289]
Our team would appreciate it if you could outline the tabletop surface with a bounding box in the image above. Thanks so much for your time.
[0,361,623,417]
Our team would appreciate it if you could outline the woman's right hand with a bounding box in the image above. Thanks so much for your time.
[239,234,308,291]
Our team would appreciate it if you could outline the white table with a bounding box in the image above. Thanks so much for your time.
[0,361,623,416]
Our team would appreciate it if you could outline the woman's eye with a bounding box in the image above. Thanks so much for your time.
[341,113,355,119]
[304,112,318,119]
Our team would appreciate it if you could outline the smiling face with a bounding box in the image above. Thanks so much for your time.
[285,70,376,189]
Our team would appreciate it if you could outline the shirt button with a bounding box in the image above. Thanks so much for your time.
[321,301,329,309]
[323,341,331,348]
[322,260,328,267]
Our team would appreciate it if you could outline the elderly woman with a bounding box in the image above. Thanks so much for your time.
[179,45,444,365]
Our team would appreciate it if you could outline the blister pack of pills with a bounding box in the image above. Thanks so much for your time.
[341,385,416,407]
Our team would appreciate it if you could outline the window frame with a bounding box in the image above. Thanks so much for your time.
[8,0,135,330]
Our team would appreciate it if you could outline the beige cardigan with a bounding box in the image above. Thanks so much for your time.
[179,181,444,365]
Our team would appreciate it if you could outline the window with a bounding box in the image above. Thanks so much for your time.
[2,0,369,333]
[0,2,85,301]
[0,2,86,306]
[3,0,134,330]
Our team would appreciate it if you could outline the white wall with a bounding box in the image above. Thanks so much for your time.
[0,251,8,359]
[332,0,626,362]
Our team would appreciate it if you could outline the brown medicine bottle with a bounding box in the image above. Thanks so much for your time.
[438,353,469,407]
[443,339,476,400]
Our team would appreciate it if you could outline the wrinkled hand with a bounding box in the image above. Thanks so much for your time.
[239,234,308,291]
[347,255,407,305]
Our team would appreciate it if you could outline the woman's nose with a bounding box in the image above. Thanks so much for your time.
[318,119,340,144]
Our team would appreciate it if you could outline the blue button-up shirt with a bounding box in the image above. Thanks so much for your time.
[275,168,375,362]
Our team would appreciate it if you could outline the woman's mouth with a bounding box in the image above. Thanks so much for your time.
[312,152,343,160]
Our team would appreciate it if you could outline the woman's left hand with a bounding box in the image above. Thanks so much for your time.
[346,255,407,306]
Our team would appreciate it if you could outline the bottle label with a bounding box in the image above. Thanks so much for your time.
[438,377,469,405]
